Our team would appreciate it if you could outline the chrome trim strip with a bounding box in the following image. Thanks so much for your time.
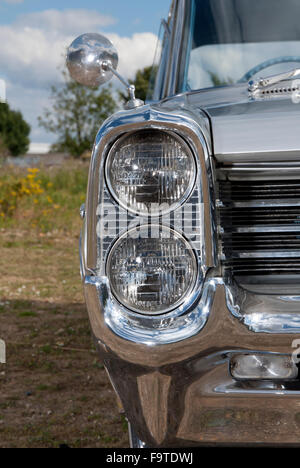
[215,151,300,164]
[232,226,300,233]
[165,0,188,98]
[215,384,300,396]
[230,200,300,208]
[221,163,300,169]
[224,280,300,334]
[82,259,300,337]
[229,251,300,259]
[79,231,84,280]
[219,168,300,183]
[128,423,147,449]
[244,313,300,334]
[84,275,221,345]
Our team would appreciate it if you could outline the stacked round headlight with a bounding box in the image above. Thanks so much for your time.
[106,130,196,216]
[107,226,197,315]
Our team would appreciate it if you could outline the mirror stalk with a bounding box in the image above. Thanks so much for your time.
[102,60,144,110]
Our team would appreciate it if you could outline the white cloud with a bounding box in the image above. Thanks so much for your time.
[108,33,157,80]
[0,24,70,88]
[0,9,158,143]
[15,9,116,35]
[0,9,117,89]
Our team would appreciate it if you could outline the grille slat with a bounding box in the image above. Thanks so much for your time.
[219,173,300,279]
[225,200,300,208]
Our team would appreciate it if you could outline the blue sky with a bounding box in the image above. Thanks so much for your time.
[0,0,170,36]
[0,0,171,145]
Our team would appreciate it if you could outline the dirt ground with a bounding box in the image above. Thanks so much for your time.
[0,229,128,448]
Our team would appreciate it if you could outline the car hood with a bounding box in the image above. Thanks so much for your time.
[163,84,300,162]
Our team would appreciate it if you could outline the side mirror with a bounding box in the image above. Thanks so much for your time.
[66,33,118,88]
[66,33,144,109]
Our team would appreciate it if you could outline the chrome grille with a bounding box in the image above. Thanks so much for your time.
[218,165,300,280]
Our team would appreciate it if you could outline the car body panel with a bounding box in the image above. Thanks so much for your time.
[164,86,300,161]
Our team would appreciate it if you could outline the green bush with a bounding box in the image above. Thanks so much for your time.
[0,103,30,156]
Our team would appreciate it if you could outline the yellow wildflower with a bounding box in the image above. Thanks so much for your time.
[28,168,39,174]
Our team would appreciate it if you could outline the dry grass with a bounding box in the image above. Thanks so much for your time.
[0,161,128,448]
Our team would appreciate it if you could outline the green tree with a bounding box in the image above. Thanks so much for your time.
[119,66,153,104]
[0,103,30,156]
[38,71,117,158]
[208,71,234,87]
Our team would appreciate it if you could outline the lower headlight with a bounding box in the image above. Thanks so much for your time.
[106,225,197,315]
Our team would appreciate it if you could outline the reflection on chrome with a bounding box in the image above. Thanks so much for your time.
[224,279,300,334]
[85,276,221,345]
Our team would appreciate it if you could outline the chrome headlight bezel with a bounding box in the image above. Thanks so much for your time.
[82,105,216,343]
[95,122,213,318]
[104,129,197,217]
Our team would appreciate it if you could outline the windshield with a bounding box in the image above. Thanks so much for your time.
[185,0,300,91]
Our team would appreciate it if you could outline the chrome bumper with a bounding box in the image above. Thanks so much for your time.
[83,276,300,447]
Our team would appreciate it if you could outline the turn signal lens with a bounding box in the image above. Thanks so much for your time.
[106,130,196,216]
[106,225,197,315]
[230,354,298,381]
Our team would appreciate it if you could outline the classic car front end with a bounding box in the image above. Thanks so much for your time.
[69,0,300,447]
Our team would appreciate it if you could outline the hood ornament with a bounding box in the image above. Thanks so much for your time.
[249,68,300,99]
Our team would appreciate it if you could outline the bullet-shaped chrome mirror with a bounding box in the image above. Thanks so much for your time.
[67,33,144,109]
[66,33,118,87]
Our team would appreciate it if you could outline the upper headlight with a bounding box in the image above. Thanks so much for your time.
[105,130,196,216]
